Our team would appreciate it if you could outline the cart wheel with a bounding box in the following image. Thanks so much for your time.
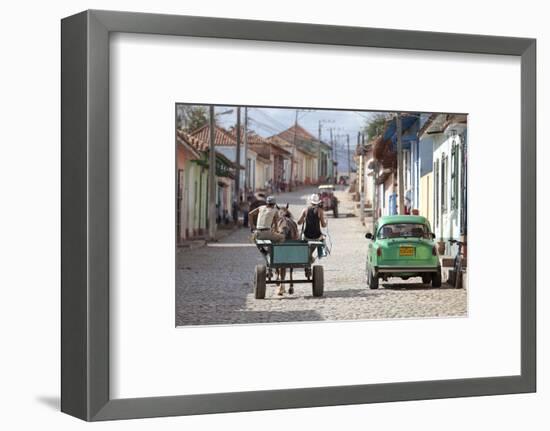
[312,265,324,297]
[254,265,267,299]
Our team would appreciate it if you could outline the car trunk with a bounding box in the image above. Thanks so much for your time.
[379,238,434,263]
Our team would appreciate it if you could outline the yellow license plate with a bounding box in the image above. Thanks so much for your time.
[399,247,415,256]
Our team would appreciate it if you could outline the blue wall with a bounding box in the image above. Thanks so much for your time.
[419,136,434,177]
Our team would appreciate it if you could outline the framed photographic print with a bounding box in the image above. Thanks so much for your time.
[61,9,536,421]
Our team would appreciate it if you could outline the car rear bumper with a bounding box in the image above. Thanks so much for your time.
[375,266,440,274]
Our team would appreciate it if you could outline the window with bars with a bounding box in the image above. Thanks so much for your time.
[434,159,439,224]
[451,141,459,210]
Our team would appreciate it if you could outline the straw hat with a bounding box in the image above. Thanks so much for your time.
[309,193,321,205]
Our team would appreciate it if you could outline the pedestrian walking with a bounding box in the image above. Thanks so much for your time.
[231,200,239,224]
[240,196,250,228]
[248,195,284,242]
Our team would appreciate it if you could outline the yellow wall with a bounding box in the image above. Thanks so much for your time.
[419,172,434,228]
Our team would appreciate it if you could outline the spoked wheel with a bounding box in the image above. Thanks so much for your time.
[312,265,324,297]
[254,264,267,299]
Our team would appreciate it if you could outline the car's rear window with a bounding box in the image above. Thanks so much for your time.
[377,223,430,239]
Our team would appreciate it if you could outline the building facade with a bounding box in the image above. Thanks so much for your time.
[176,129,238,244]
[421,114,468,253]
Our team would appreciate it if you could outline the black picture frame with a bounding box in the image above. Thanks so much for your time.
[61,9,536,421]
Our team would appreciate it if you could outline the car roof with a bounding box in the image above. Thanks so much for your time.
[376,215,429,227]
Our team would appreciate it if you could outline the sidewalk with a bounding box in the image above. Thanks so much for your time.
[177,223,243,250]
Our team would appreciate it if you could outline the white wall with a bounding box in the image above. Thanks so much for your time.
[432,124,466,243]
[1,1,547,431]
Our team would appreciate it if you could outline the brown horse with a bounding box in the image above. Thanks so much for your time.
[274,204,299,295]
[276,204,299,240]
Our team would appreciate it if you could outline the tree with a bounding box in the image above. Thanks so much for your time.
[363,113,389,141]
[176,105,208,132]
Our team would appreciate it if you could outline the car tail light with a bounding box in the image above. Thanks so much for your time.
[432,246,437,256]
[377,247,382,257]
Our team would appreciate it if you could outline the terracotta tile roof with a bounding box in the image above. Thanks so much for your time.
[265,136,292,157]
[176,129,208,152]
[419,113,467,136]
[189,124,238,146]
[267,135,295,156]
[273,133,316,157]
[177,129,243,169]
[248,143,271,160]
[274,124,324,157]
[277,124,317,142]
[228,126,271,146]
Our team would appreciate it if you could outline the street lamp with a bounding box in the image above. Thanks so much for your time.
[215,108,234,117]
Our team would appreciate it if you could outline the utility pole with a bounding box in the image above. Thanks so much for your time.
[235,108,241,205]
[347,134,351,179]
[334,134,340,184]
[208,106,217,241]
[318,120,335,183]
[290,109,299,192]
[373,159,378,227]
[243,107,249,196]
[396,113,405,215]
[318,120,322,182]
[330,128,335,184]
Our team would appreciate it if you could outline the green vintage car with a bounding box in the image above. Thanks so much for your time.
[365,215,442,289]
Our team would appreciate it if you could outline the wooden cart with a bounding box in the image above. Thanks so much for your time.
[253,239,325,299]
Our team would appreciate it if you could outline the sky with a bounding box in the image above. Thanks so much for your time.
[184,105,392,172]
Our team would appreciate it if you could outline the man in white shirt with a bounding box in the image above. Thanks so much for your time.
[248,195,284,243]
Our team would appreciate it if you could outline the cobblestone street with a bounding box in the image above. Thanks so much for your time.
[176,187,467,326]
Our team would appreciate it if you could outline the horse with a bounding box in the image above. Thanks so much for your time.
[274,204,299,295]
[276,203,299,240]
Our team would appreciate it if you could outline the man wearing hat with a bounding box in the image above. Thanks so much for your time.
[247,193,266,232]
[297,193,327,240]
[248,195,284,242]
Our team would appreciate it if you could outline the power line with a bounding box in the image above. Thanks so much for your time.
[249,108,291,132]
[247,117,289,136]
